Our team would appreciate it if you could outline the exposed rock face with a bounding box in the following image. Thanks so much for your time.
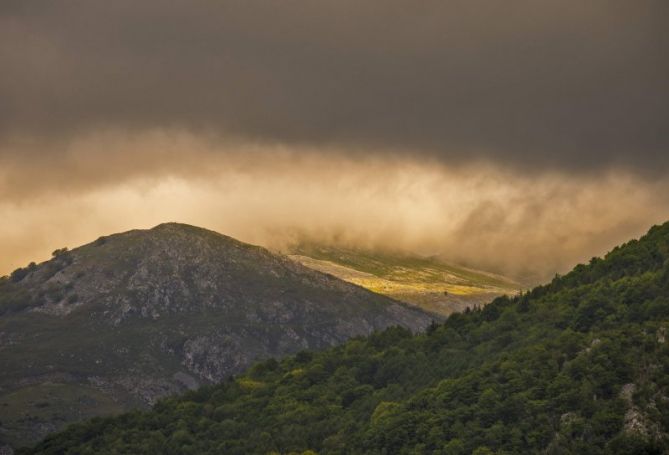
[0,223,432,448]
[619,382,669,445]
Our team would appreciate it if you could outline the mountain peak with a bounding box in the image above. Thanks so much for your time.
[149,222,222,236]
[0,225,433,447]
[22,220,669,454]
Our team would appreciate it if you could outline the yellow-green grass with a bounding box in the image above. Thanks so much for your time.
[289,249,520,316]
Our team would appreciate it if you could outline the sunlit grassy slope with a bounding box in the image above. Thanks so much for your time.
[289,244,520,315]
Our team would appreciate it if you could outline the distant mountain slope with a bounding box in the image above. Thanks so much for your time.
[0,223,432,449]
[27,221,669,454]
[289,244,520,315]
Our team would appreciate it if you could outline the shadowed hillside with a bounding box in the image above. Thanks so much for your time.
[0,223,432,449]
[22,221,669,454]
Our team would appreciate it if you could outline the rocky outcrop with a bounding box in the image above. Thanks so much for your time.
[0,223,433,448]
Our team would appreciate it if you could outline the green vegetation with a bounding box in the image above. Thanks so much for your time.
[290,244,519,315]
[291,244,516,289]
[0,383,130,449]
[0,278,33,314]
[0,223,430,448]
[22,222,669,454]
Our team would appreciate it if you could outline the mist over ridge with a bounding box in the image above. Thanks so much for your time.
[2,132,668,283]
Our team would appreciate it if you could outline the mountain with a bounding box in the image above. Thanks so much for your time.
[288,244,520,316]
[0,223,432,449]
[23,221,669,454]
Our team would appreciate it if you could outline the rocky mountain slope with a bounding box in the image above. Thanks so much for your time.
[24,221,669,454]
[288,244,520,315]
[0,223,432,448]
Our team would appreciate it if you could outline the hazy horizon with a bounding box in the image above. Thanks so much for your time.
[1,0,668,282]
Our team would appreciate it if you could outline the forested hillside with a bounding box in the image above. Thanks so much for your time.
[23,222,669,454]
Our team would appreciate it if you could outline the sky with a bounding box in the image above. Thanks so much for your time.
[1,0,668,281]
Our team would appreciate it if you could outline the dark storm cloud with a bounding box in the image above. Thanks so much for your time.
[1,0,667,171]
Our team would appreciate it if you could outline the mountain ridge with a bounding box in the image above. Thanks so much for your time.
[0,223,433,448]
[22,221,669,454]
[287,243,519,315]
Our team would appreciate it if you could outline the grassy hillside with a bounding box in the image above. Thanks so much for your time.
[0,224,431,449]
[23,222,669,454]
[289,244,520,316]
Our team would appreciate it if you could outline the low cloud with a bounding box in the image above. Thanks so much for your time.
[1,1,667,281]
[1,132,668,283]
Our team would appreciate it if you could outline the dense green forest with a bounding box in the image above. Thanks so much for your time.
[22,222,669,454]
